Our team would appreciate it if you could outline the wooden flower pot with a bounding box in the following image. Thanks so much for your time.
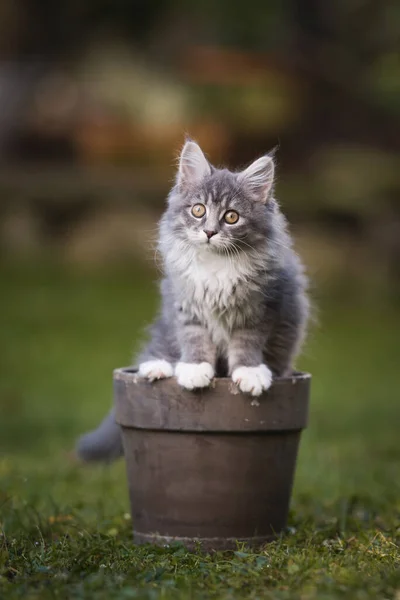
[114,367,310,551]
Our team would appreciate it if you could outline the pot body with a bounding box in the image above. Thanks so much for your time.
[114,368,310,551]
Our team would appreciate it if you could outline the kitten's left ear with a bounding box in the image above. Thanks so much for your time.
[177,140,211,190]
[238,155,275,203]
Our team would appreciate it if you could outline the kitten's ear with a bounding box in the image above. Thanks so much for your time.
[177,140,211,189]
[238,155,275,203]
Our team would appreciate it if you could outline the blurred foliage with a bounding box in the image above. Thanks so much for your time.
[0,0,399,290]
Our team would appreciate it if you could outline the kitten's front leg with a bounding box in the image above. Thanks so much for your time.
[175,320,216,390]
[228,329,272,396]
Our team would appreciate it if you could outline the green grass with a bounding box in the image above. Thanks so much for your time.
[0,262,399,599]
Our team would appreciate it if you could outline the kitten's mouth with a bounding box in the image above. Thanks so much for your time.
[199,237,217,248]
[193,233,231,253]
[203,239,220,249]
[193,240,220,254]
[202,242,228,254]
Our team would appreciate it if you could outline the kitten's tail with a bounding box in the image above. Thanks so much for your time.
[76,409,123,462]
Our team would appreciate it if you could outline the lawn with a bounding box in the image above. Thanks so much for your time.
[0,262,399,599]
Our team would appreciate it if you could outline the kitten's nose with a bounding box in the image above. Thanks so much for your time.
[204,230,217,239]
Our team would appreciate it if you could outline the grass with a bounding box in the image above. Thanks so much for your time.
[0,261,399,599]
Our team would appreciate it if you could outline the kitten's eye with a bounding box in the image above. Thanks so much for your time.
[191,204,206,218]
[224,210,239,224]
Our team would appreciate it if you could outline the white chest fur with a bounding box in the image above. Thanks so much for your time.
[167,246,260,346]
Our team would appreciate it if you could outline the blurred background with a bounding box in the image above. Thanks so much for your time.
[0,0,399,498]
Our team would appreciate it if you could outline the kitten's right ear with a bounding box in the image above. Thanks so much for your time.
[177,140,211,190]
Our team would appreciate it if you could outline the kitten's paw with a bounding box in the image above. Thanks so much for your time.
[138,359,174,382]
[175,362,214,390]
[231,364,272,396]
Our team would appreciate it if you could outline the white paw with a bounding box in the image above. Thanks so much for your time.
[231,364,272,396]
[175,362,214,390]
[138,359,174,382]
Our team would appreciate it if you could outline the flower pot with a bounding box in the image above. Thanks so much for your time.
[114,367,310,551]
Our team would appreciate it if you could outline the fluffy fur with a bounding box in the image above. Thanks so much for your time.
[77,140,309,461]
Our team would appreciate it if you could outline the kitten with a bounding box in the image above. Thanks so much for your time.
[77,140,309,461]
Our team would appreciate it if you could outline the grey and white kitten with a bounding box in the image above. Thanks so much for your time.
[77,140,309,461]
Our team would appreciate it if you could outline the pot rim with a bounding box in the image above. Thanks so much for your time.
[114,367,311,384]
[114,367,311,433]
